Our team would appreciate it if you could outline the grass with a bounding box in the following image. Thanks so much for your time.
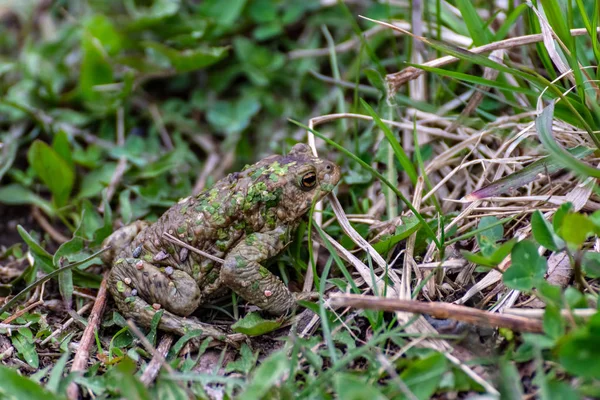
[1,0,600,399]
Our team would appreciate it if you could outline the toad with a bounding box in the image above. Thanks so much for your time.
[102,143,341,340]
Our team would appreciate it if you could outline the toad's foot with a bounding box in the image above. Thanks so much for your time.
[115,293,245,346]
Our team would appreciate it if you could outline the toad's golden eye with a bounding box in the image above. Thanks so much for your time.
[301,171,317,190]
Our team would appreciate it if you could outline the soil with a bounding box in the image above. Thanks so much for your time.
[0,204,34,248]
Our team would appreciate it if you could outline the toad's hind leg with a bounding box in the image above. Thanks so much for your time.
[101,221,150,264]
[108,259,237,341]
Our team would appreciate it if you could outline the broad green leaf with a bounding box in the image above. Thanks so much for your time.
[47,351,70,394]
[498,358,524,399]
[53,236,84,309]
[85,14,122,56]
[503,240,547,291]
[582,251,600,278]
[52,131,74,171]
[128,0,181,25]
[0,131,19,183]
[105,357,151,400]
[167,329,206,360]
[79,33,113,102]
[372,215,421,254]
[476,216,503,256]
[333,373,387,400]
[144,41,228,73]
[200,0,247,27]
[231,312,282,336]
[364,68,385,93]
[11,329,39,369]
[77,162,117,199]
[238,350,289,400]
[547,381,582,400]
[558,314,600,379]
[553,202,573,232]
[17,225,53,261]
[225,343,258,374]
[0,183,55,216]
[462,238,515,268]
[152,378,189,400]
[543,304,565,340]
[0,365,61,399]
[532,210,565,251]
[559,213,595,248]
[233,37,285,86]
[27,140,75,207]
[400,352,448,399]
[206,96,261,136]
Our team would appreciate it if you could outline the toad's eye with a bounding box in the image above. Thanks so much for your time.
[301,171,317,190]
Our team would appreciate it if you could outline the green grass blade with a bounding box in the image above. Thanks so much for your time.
[360,99,418,185]
[466,146,594,201]
[495,4,528,41]
[455,0,493,46]
[537,102,600,178]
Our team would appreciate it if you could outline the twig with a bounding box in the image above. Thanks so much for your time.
[100,107,128,213]
[67,274,109,400]
[31,206,69,244]
[1,300,44,325]
[127,321,176,376]
[162,232,224,264]
[0,321,33,330]
[41,302,93,345]
[329,293,544,333]
[139,334,175,385]
[368,17,600,92]
[149,103,174,150]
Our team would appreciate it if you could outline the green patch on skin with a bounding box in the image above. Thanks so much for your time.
[245,235,257,246]
[265,209,277,228]
[268,161,292,176]
[177,225,187,234]
[116,280,126,293]
[192,263,200,278]
[213,214,226,225]
[180,205,188,214]
[206,270,219,284]
[235,255,246,268]
[251,166,266,180]
[207,188,219,202]
[205,205,216,214]
[259,266,269,277]
[269,173,278,182]
[125,297,134,303]
[143,254,153,262]
[265,187,282,208]
[115,258,125,265]
[216,240,228,251]
[234,220,246,230]
[216,228,228,240]
[251,281,260,291]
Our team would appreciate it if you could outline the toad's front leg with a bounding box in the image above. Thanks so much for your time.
[220,225,302,315]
